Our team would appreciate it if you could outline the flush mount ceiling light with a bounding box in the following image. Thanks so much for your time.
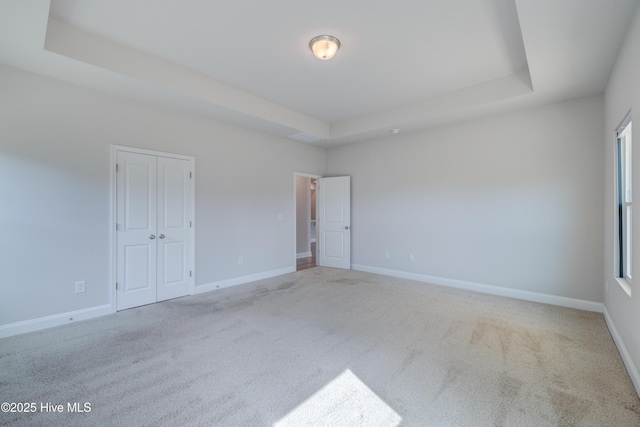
[309,35,341,60]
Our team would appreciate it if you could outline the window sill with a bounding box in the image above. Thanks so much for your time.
[615,277,632,297]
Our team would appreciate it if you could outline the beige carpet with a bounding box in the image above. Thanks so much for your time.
[1,268,639,426]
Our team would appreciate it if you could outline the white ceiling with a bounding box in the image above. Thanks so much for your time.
[0,0,637,146]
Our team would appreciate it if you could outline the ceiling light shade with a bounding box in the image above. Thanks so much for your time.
[309,35,341,60]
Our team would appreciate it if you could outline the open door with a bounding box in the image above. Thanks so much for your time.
[317,176,351,269]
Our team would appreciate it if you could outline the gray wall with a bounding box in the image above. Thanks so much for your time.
[604,2,640,392]
[327,95,604,302]
[0,64,325,325]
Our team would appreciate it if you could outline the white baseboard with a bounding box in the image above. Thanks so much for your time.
[352,264,603,313]
[196,266,296,294]
[0,304,112,339]
[296,251,312,259]
[603,306,640,397]
[1,267,297,339]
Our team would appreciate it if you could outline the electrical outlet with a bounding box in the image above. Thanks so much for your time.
[384,251,390,259]
[238,257,244,266]
[409,254,414,262]
[75,281,86,293]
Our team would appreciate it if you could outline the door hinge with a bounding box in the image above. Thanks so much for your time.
[190,271,192,277]
[116,163,119,172]
[190,221,192,228]
[190,172,192,179]
[116,282,118,290]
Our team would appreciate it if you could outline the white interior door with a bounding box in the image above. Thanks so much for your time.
[157,156,192,302]
[116,151,158,310]
[116,150,193,311]
[318,176,351,269]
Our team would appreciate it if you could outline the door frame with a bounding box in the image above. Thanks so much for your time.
[110,145,196,313]
[293,172,322,268]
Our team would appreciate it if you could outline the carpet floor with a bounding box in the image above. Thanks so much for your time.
[1,267,639,426]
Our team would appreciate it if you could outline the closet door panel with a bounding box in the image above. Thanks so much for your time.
[116,151,158,310]
[156,156,192,302]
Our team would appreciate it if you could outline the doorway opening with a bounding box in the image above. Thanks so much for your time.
[295,173,320,271]
[294,173,352,271]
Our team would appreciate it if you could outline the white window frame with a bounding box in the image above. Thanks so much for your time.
[616,114,632,295]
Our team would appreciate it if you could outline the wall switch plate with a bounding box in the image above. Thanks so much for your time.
[75,281,86,293]
[238,257,244,266]
[277,213,284,221]
[384,251,390,259]
[409,254,414,262]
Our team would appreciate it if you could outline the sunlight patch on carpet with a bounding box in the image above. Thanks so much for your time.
[274,369,402,427]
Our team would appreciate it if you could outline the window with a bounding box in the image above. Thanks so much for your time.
[617,114,632,281]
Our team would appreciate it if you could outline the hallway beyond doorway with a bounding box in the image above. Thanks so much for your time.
[296,242,316,271]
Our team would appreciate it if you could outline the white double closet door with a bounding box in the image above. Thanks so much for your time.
[116,150,194,311]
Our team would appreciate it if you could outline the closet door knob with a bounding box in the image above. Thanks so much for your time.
[159,234,165,239]
[149,234,156,240]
